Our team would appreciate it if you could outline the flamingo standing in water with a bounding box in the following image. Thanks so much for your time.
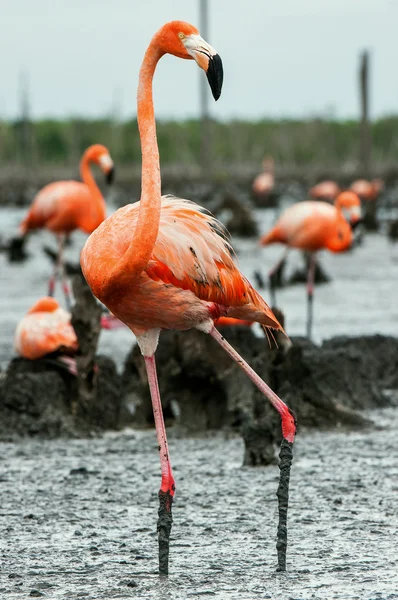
[14,297,78,373]
[20,144,114,308]
[260,191,361,338]
[350,178,384,230]
[81,21,296,575]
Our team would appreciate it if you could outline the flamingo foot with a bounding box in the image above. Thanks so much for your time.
[276,439,293,571]
[157,489,173,575]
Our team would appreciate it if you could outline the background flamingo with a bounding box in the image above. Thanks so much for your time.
[260,191,361,338]
[19,144,114,308]
[309,180,341,202]
[81,20,296,575]
[252,156,275,204]
[350,178,384,201]
[14,297,78,373]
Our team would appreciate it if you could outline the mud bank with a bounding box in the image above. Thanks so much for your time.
[122,329,398,462]
[1,330,397,446]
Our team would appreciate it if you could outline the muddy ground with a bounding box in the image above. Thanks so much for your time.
[1,407,398,599]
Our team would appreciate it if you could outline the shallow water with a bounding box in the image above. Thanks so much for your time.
[1,203,398,598]
[1,203,398,370]
[1,407,398,599]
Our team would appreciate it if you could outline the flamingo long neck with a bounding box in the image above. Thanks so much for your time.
[106,41,162,289]
[80,152,106,230]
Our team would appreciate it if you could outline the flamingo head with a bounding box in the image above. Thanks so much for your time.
[155,21,223,100]
[85,144,115,185]
[335,191,362,228]
[27,297,60,314]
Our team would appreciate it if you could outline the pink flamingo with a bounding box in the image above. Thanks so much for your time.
[14,297,78,374]
[20,144,114,308]
[309,180,341,202]
[81,21,296,574]
[260,191,361,338]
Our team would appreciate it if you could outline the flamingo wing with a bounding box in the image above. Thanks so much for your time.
[20,181,90,233]
[144,196,258,308]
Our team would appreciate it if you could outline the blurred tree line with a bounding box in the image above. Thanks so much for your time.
[0,116,397,169]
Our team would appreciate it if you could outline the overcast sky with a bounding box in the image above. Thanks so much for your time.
[1,0,397,121]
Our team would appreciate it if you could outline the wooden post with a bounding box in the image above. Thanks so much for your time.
[359,51,377,229]
[199,0,212,177]
[18,71,32,168]
[359,50,371,178]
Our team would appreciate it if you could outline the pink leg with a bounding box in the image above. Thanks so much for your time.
[57,235,73,310]
[144,355,175,575]
[209,326,296,571]
[209,327,295,442]
[48,274,56,297]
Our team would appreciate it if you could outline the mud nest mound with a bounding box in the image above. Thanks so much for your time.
[0,354,121,440]
[122,328,398,466]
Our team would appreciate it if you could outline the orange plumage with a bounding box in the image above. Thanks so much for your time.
[309,180,341,202]
[20,144,114,236]
[14,297,78,360]
[260,192,361,253]
[350,178,384,201]
[82,196,280,334]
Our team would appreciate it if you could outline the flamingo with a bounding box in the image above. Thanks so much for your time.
[260,191,361,338]
[19,144,114,308]
[350,178,384,201]
[81,21,296,575]
[252,156,275,203]
[309,180,341,202]
[14,297,78,374]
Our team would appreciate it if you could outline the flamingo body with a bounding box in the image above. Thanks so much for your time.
[350,178,383,201]
[260,200,353,252]
[20,181,100,235]
[82,196,280,335]
[309,180,340,201]
[20,144,113,237]
[252,172,274,196]
[14,297,78,360]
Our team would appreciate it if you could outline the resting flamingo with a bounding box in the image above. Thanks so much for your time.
[309,180,341,202]
[20,144,114,308]
[14,297,78,373]
[81,21,296,575]
[260,191,361,338]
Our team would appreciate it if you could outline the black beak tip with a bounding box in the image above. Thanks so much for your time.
[351,217,362,231]
[206,53,223,101]
[105,166,115,185]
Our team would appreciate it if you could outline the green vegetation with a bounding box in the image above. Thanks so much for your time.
[0,116,397,168]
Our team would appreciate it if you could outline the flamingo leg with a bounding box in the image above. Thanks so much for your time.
[268,249,289,307]
[58,235,73,310]
[209,326,296,571]
[306,252,317,339]
[48,237,60,298]
[144,355,175,576]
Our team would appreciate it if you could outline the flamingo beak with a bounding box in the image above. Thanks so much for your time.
[98,154,115,184]
[105,166,115,185]
[206,53,223,101]
[183,34,223,100]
